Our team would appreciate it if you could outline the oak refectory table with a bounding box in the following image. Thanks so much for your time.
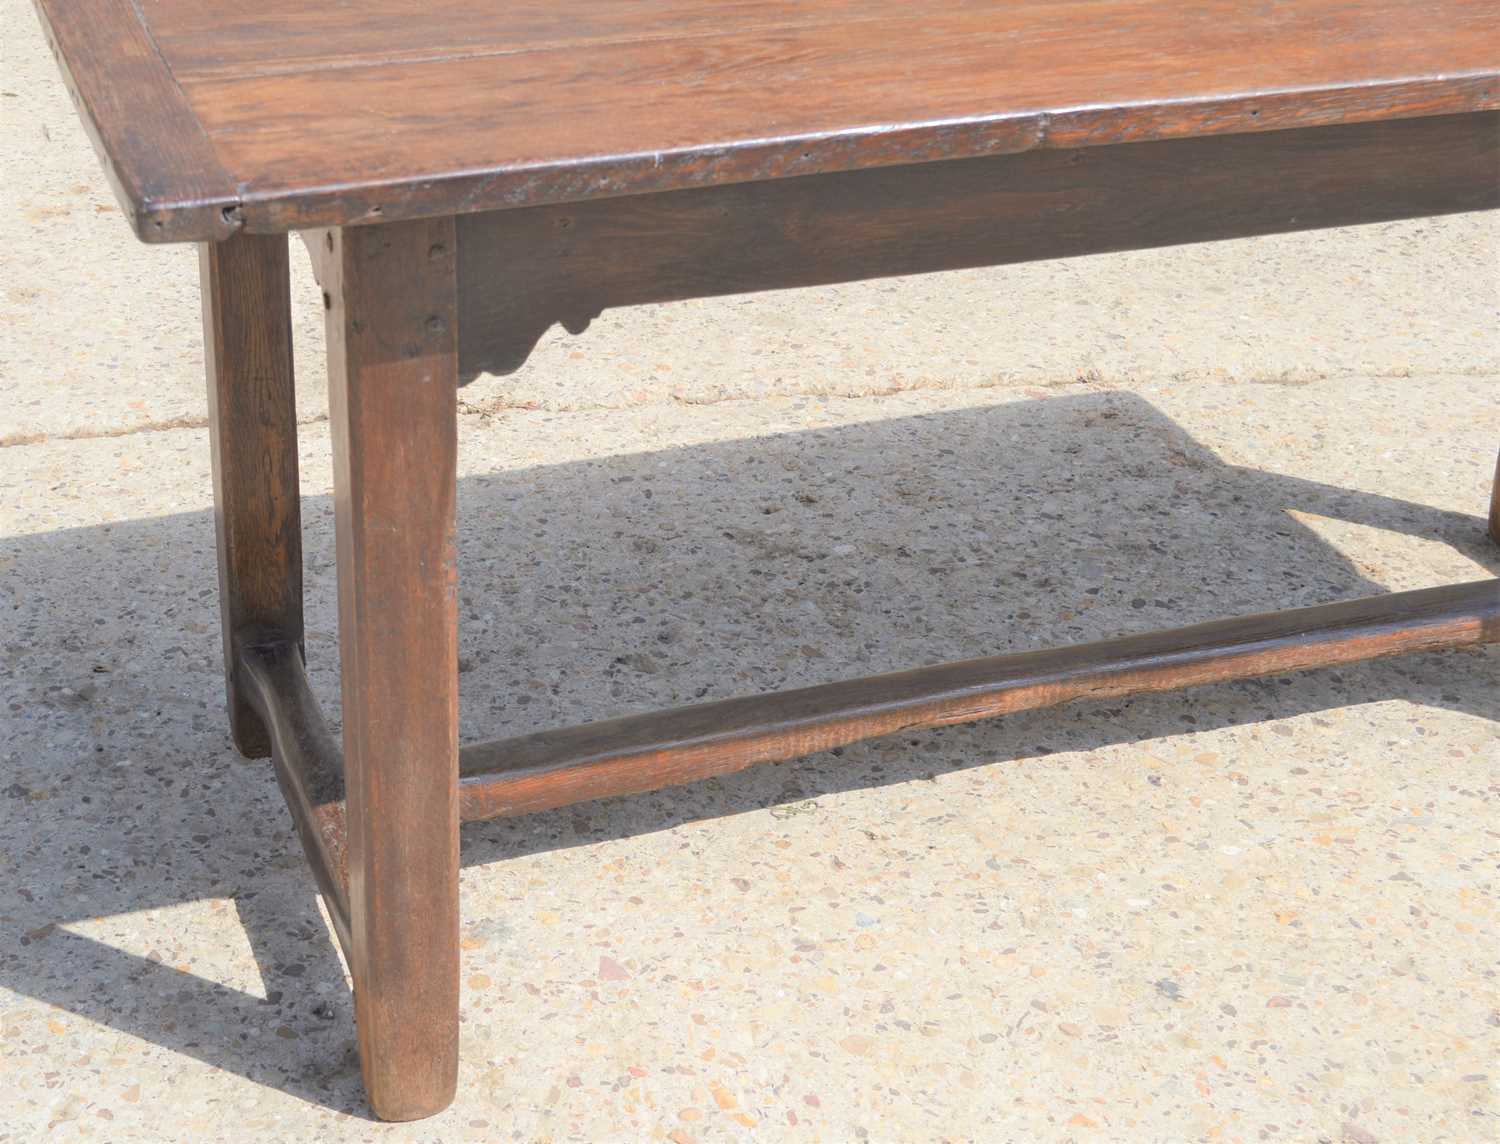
[32,0,1500,1120]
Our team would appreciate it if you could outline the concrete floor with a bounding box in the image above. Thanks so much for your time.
[3,3,1499,1141]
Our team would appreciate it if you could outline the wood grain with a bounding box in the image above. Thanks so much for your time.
[458,111,1500,376]
[326,218,461,1121]
[201,232,302,753]
[140,0,931,78]
[202,12,1500,235]
[31,0,240,240]
[35,0,1500,239]
[458,579,1500,822]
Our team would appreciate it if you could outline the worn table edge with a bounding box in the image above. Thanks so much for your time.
[28,2,1500,244]
[30,0,242,242]
[229,78,1500,238]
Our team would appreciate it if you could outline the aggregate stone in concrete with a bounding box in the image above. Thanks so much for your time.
[4,0,1499,444]
[2,374,1497,1142]
[5,0,1500,1136]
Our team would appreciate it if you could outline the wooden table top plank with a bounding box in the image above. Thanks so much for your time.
[33,0,1500,242]
[139,0,922,81]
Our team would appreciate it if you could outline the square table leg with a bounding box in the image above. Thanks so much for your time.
[323,218,462,1120]
[201,233,303,757]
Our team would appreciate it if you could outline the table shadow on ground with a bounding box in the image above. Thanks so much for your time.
[1,392,1495,1116]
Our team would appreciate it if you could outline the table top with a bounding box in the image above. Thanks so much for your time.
[35,0,1500,242]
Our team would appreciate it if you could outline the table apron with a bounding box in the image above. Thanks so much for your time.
[449,111,1500,378]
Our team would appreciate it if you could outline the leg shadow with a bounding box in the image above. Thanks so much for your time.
[1,389,1493,1112]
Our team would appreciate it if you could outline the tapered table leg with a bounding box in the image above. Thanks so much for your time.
[201,232,302,758]
[324,218,461,1121]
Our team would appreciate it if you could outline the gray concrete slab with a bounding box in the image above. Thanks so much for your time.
[2,0,1499,1139]
[4,378,1498,1141]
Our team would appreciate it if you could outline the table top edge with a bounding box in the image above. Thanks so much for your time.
[31,0,1500,244]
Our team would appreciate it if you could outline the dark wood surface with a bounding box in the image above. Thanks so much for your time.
[32,0,1500,240]
[325,219,462,1122]
[459,579,1500,822]
[201,233,302,753]
[459,111,1500,375]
